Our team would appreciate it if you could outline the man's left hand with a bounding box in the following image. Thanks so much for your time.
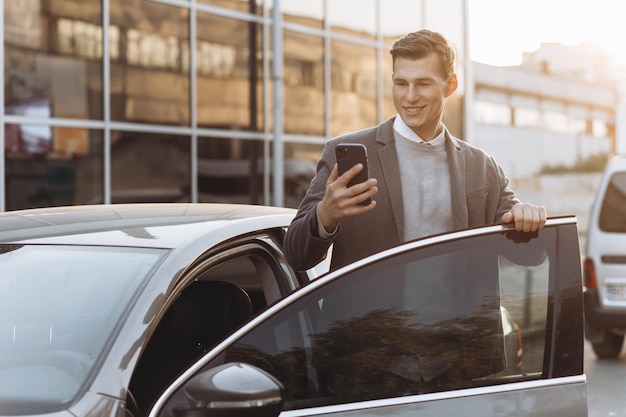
[502,202,547,232]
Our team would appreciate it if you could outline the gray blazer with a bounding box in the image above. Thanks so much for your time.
[284,116,519,272]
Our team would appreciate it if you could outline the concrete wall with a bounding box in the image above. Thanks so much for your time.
[475,124,612,178]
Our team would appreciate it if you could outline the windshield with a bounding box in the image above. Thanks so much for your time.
[0,244,167,414]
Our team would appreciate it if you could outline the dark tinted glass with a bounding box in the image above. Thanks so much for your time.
[4,127,103,210]
[110,131,190,203]
[599,172,626,232]
[216,228,555,409]
[197,138,316,208]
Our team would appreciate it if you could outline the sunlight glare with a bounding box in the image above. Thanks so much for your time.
[469,0,626,69]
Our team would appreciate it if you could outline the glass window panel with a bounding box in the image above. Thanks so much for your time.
[423,0,466,101]
[592,119,608,137]
[475,101,511,125]
[327,0,376,39]
[110,0,189,126]
[284,31,325,135]
[381,0,424,42]
[110,132,190,203]
[567,116,587,135]
[599,172,626,233]
[282,0,323,28]
[196,137,315,208]
[197,137,265,205]
[196,14,262,131]
[4,0,103,120]
[514,106,541,129]
[330,41,377,137]
[423,0,465,73]
[4,126,103,210]
[382,43,396,120]
[543,111,569,134]
[284,142,320,207]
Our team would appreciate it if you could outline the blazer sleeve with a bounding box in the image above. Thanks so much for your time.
[492,155,520,222]
[463,145,521,228]
[284,141,338,271]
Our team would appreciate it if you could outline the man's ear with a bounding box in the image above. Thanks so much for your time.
[446,74,458,97]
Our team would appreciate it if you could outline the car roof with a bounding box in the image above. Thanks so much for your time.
[0,203,296,248]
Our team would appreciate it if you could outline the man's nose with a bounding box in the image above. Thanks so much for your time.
[406,84,419,101]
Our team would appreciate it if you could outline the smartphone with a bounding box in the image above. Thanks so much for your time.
[335,143,371,206]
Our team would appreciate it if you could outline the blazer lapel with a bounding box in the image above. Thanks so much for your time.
[447,134,469,230]
[375,118,405,241]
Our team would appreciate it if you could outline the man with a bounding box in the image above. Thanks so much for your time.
[284,29,546,272]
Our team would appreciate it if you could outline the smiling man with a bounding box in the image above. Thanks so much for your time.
[284,29,547,272]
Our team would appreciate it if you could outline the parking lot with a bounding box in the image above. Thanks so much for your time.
[585,341,626,417]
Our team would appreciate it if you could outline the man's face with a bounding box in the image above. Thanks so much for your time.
[392,53,457,141]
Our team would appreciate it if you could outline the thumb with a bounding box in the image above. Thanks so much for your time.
[328,164,339,184]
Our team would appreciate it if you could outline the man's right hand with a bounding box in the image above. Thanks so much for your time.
[317,163,378,233]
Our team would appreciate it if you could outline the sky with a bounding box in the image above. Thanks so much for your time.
[468,0,626,66]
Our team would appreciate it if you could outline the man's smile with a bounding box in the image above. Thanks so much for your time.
[404,105,426,114]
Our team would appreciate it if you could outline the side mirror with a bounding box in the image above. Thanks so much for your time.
[176,362,284,417]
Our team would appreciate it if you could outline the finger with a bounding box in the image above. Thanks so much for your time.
[503,203,523,228]
[351,185,378,206]
[528,206,547,231]
[516,205,545,232]
[519,205,534,232]
[539,207,548,229]
[336,163,364,186]
[347,176,378,195]
[343,196,377,216]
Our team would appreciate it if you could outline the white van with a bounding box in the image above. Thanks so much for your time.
[584,155,626,358]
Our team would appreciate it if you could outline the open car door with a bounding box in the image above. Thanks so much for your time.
[150,217,586,417]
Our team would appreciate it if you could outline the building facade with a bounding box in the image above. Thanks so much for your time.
[1,0,468,211]
[473,61,616,179]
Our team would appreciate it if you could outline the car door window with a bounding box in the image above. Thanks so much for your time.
[157,228,558,415]
[184,228,555,411]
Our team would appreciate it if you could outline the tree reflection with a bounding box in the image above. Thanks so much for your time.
[228,302,506,409]
[312,306,504,401]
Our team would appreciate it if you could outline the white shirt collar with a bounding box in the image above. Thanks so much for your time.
[393,115,446,146]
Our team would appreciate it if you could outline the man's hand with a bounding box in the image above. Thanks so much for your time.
[318,163,378,232]
[502,202,547,232]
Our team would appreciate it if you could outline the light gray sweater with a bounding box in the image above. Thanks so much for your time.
[394,130,453,240]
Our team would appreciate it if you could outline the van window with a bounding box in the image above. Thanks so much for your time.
[599,172,626,233]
